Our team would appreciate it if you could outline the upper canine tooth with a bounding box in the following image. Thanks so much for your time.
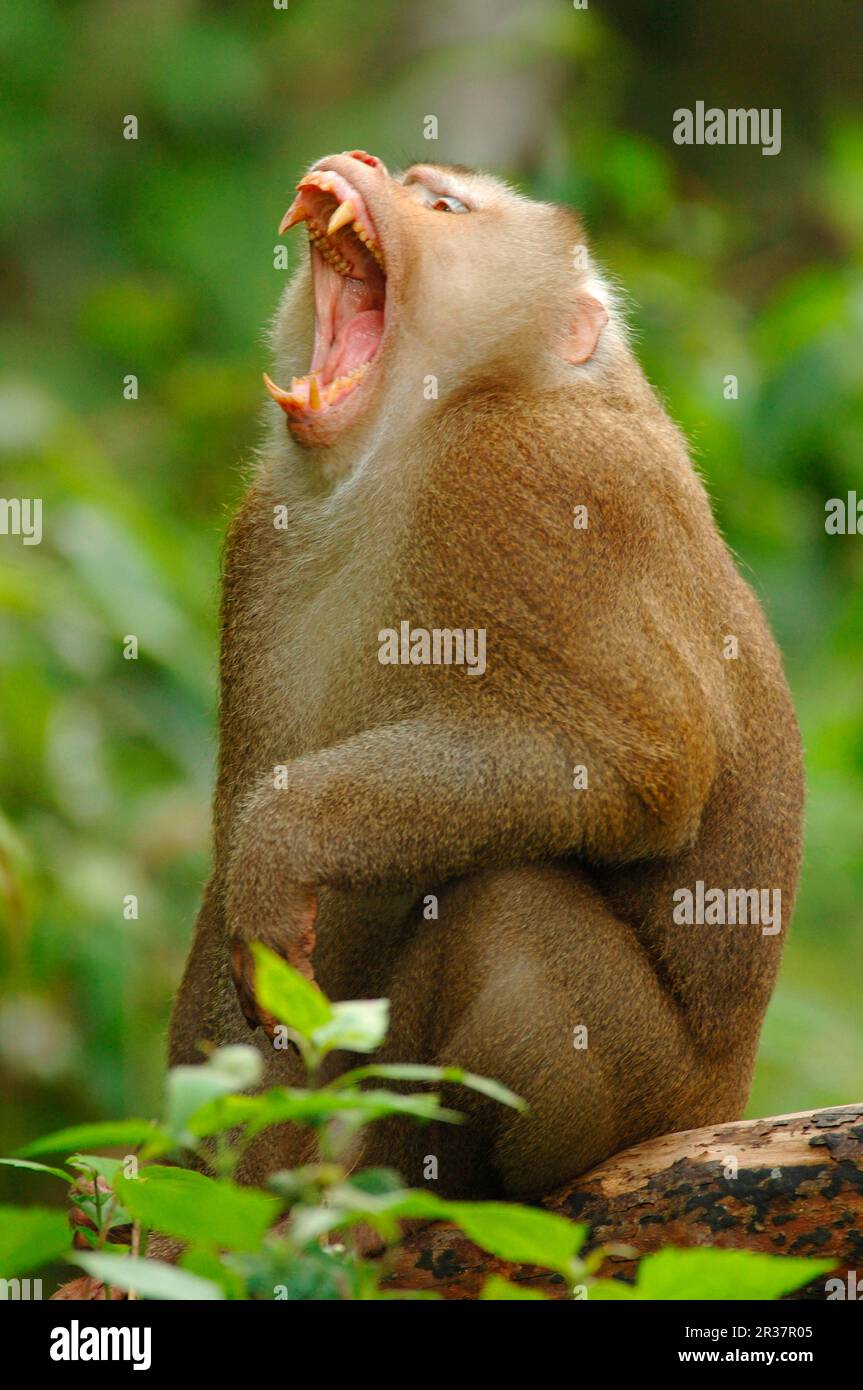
[327,200,356,236]
[278,197,308,234]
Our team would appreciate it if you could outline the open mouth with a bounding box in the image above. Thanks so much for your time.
[264,168,387,422]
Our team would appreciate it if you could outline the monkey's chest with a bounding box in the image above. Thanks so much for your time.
[226,545,409,764]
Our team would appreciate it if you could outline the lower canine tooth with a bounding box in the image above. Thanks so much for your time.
[262,371,297,414]
[308,374,322,410]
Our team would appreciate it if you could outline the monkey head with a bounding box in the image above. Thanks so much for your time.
[264,150,611,449]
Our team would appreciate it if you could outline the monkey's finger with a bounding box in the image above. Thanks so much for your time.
[286,887,318,981]
[230,940,263,1031]
[231,939,291,1039]
[260,1009,282,1042]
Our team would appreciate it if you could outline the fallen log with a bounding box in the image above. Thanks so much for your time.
[52,1102,863,1300]
[384,1102,863,1300]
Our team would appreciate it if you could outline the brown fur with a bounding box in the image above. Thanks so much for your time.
[169,155,803,1200]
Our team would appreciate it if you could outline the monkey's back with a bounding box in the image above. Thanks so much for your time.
[404,372,803,1094]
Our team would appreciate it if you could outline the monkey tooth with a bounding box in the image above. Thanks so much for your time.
[278,171,385,271]
[327,199,356,236]
[307,222,351,274]
[355,222,385,268]
[278,201,308,235]
[270,160,387,426]
[262,371,299,410]
[263,363,371,417]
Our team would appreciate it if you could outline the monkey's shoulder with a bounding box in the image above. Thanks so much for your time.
[419,385,717,569]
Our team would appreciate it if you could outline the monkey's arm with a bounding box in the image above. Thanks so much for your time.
[227,705,712,1026]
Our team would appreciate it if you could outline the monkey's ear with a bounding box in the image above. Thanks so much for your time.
[555,293,609,365]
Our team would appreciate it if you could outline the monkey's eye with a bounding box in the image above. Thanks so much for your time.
[431,194,469,214]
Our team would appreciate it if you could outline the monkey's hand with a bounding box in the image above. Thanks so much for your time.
[228,881,318,1039]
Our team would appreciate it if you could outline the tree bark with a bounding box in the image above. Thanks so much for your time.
[52,1102,863,1300]
[384,1102,863,1300]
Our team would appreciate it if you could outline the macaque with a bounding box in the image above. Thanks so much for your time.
[169,150,804,1200]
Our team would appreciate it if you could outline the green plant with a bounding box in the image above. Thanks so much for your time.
[0,948,835,1301]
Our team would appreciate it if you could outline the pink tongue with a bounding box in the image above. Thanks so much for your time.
[329,310,383,380]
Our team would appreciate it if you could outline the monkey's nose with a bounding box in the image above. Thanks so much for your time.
[344,150,387,174]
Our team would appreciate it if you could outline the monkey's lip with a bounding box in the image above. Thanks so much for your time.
[264,167,387,432]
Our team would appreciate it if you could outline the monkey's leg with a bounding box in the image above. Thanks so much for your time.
[168,877,227,1066]
[169,875,314,1186]
[357,864,706,1201]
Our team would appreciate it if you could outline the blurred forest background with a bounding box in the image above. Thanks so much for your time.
[1,0,862,1187]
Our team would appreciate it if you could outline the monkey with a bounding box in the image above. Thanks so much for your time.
[169,149,804,1202]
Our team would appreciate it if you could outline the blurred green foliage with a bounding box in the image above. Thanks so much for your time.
[1,0,861,1185]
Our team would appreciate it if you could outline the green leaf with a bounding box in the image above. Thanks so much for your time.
[180,1247,248,1300]
[251,944,333,1039]
[329,1063,526,1111]
[443,1202,586,1278]
[265,1165,343,1208]
[165,1044,263,1142]
[0,1157,71,1182]
[74,1226,100,1251]
[72,1252,224,1301]
[289,1203,351,1246]
[15,1120,165,1158]
[202,1044,264,1090]
[480,1274,550,1300]
[67,1155,124,1183]
[345,1168,404,1197]
[244,1244,351,1301]
[188,1086,452,1143]
[292,1189,584,1279]
[185,1093,271,1139]
[115,1167,279,1253]
[0,1206,71,1276]
[634,1248,836,1301]
[311,998,389,1056]
[317,1089,463,1127]
[240,1086,464,1136]
[77,1199,132,1233]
